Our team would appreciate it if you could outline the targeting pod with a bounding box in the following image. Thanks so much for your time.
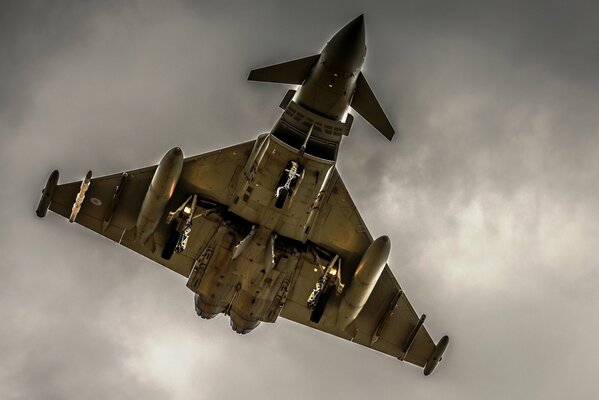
[36,170,59,218]
[337,235,391,330]
[135,147,184,244]
[423,335,449,376]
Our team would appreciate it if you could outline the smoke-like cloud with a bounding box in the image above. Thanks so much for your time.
[1,1,598,399]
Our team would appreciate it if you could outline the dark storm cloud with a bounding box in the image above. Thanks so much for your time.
[1,1,598,399]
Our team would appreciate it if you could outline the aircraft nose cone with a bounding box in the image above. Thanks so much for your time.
[325,14,366,70]
[339,14,364,38]
[330,14,365,50]
[342,14,365,42]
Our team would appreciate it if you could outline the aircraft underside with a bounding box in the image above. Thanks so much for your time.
[35,15,449,376]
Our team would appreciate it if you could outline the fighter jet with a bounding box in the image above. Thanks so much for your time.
[36,15,448,376]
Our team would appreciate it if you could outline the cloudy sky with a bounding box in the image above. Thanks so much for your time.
[2,1,598,398]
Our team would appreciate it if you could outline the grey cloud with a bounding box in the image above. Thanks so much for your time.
[2,1,598,399]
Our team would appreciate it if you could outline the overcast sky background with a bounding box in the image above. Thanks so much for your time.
[1,1,598,399]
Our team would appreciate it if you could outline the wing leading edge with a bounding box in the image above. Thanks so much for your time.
[47,141,256,278]
[281,169,448,372]
[40,140,447,375]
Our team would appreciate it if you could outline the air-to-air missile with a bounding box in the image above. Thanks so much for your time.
[135,147,184,244]
[69,170,92,223]
[337,235,391,330]
[231,226,257,261]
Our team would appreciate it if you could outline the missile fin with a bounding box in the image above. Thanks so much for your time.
[120,226,136,244]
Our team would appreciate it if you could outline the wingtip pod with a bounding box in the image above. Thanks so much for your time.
[36,170,60,218]
[423,335,449,376]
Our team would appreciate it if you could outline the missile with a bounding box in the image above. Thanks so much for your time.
[102,172,128,231]
[337,235,391,330]
[232,226,257,260]
[135,147,184,244]
[69,171,92,223]
[423,335,450,376]
[264,232,276,273]
[36,170,59,218]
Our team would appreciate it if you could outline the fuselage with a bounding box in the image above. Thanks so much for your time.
[37,16,447,377]
[193,16,371,333]
[296,15,366,121]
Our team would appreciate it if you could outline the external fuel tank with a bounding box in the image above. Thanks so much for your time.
[337,235,391,330]
[135,147,184,243]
